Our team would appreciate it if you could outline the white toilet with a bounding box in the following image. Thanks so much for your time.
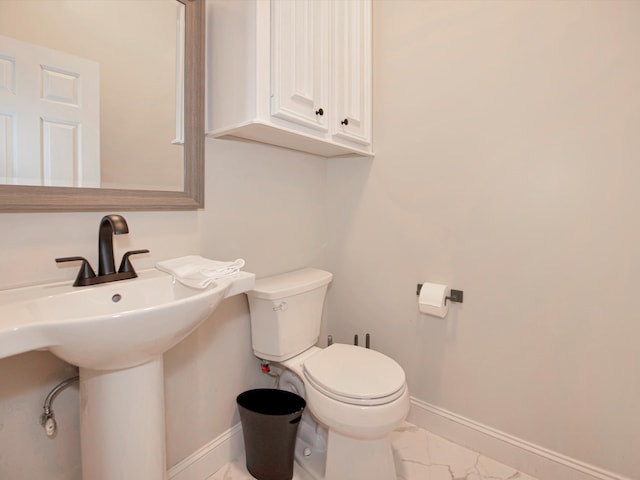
[246,268,410,480]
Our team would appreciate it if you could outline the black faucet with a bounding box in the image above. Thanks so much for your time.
[98,214,129,276]
[56,214,149,287]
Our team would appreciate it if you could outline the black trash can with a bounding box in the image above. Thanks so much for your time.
[237,389,306,480]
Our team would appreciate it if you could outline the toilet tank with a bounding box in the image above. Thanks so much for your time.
[246,268,333,362]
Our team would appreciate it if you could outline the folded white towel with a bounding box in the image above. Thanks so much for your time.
[156,256,246,289]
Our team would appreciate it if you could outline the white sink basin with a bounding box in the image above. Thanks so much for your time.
[0,264,255,479]
[0,268,255,370]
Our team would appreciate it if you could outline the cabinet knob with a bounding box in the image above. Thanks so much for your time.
[341,118,349,126]
[315,108,324,116]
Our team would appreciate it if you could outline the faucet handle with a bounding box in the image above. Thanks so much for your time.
[118,249,150,275]
[55,256,97,287]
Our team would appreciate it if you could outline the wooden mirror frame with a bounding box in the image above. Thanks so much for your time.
[0,0,204,212]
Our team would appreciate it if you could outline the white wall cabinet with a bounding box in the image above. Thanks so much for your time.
[207,0,372,158]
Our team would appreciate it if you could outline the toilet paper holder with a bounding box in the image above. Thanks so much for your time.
[416,284,464,305]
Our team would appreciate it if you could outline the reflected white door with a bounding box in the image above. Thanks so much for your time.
[0,34,100,187]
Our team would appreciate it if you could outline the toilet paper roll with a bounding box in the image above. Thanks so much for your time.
[418,282,449,318]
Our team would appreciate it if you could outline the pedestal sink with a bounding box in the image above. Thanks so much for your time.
[0,268,255,480]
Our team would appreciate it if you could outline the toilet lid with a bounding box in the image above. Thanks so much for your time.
[303,343,406,406]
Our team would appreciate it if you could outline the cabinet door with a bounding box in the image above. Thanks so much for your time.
[332,0,371,146]
[271,0,329,132]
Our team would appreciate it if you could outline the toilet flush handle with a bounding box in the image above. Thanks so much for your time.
[273,301,288,311]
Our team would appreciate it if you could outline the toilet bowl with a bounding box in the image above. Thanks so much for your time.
[284,344,409,440]
[284,344,409,479]
[246,268,409,480]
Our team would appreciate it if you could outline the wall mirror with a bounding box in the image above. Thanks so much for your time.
[0,0,204,211]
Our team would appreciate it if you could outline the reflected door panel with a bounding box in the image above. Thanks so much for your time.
[0,35,99,187]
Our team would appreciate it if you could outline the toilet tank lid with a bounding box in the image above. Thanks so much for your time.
[247,268,333,300]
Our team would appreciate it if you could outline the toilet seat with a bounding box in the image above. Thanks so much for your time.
[303,344,406,406]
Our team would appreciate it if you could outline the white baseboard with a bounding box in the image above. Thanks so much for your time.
[166,400,632,480]
[167,424,244,480]
[408,397,631,480]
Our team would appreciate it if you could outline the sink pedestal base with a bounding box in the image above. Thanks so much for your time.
[80,356,167,480]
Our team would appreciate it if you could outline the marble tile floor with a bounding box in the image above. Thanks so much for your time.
[208,422,539,480]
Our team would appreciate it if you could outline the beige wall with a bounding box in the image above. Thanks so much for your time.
[327,1,640,479]
[165,139,329,466]
[1,1,639,479]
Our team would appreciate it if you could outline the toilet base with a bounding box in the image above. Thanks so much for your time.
[292,417,396,480]
[292,414,327,479]
[325,430,396,480]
